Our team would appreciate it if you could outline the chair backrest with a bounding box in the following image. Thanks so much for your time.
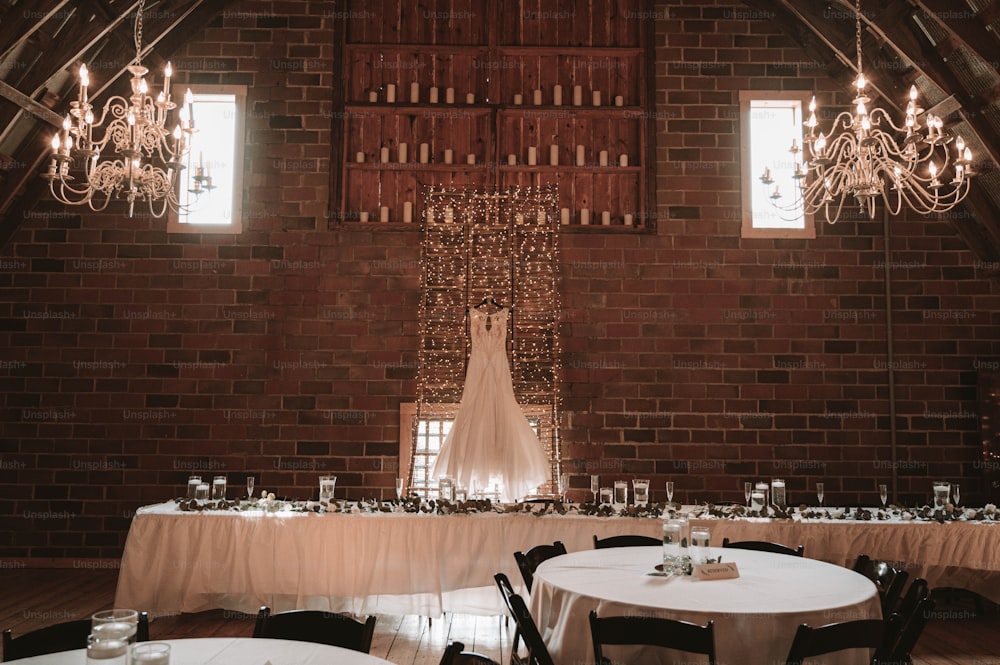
[494,573,555,665]
[592,534,661,549]
[852,555,909,614]
[895,577,928,618]
[253,606,376,653]
[885,595,936,662]
[3,612,150,662]
[439,641,501,665]
[513,541,567,592]
[589,611,716,665]
[783,619,887,665]
[721,538,804,557]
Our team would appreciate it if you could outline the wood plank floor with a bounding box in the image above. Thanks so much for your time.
[1,568,997,664]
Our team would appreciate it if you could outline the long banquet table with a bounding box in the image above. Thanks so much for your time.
[114,501,1000,617]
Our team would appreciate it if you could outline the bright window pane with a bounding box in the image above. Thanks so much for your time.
[749,99,805,229]
[178,93,236,225]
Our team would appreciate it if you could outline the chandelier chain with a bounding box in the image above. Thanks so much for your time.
[855,0,863,75]
[135,0,145,64]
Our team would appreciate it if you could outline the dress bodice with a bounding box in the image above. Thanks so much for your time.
[470,307,508,355]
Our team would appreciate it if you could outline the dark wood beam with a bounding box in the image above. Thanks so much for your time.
[911,0,1000,63]
[0,79,63,127]
[0,0,72,59]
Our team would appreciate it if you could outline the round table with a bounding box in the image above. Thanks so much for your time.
[529,547,882,665]
[6,637,392,665]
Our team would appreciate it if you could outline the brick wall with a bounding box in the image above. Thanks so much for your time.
[0,0,998,558]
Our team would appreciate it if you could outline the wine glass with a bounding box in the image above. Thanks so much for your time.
[879,484,888,508]
[246,476,255,500]
[665,481,674,505]
[744,481,752,507]
[395,478,405,500]
[590,475,600,503]
[816,482,824,507]
[953,484,961,506]
[558,474,568,502]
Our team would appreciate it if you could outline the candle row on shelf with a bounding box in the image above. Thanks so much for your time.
[561,208,635,226]
[356,143,631,168]
[356,206,634,226]
[365,82,628,107]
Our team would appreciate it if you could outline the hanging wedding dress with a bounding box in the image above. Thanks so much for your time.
[432,305,550,502]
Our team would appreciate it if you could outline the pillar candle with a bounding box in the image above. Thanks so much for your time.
[425,208,434,223]
[355,151,365,163]
[380,147,389,163]
[403,201,413,222]
[576,144,585,166]
[527,146,537,165]
[409,82,419,103]
[368,91,378,102]
[537,210,546,224]
[619,153,629,167]
[614,95,624,107]
[386,84,396,103]
[573,85,582,106]
[580,208,590,225]
[379,206,389,222]
[444,149,453,164]
[398,142,407,163]
[513,93,523,105]
[467,153,476,164]
[592,90,601,106]
[466,92,475,104]
[515,213,524,225]
[553,84,563,106]
[624,213,634,226]
[507,154,516,166]
[445,87,455,104]
[599,150,608,166]
[419,143,429,164]
[550,144,559,165]
[359,211,369,222]
[560,208,570,225]
[602,210,611,225]
[429,87,439,103]
[445,207,454,223]
[533,89,542,105]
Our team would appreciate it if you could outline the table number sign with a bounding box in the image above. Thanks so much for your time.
[692,561,740,580]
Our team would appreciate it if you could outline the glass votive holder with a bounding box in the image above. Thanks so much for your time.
[186,475,201,500]
[668,517,689,549]
[599,486,613,505]
[87,634,128,665]
[91,609,139,642]
[632,479,650,507]
[439,476,455,502]
[211,475,227,501]
[932,480,950,508]
[319,475,337,501]
[690,526,712,563]
[613,480,628,507]
[771,478,786,508]
[662,520,682,565]
[194,483,209,502]
[131,643,171,665]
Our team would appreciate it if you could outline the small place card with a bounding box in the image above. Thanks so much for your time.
[692,561,739,580]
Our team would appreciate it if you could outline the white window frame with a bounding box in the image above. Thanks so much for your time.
[739,91,815,239]
[168,84,246,234]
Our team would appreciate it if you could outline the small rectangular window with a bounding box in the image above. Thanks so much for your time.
[739,91,815,239]
[168,85,245,233]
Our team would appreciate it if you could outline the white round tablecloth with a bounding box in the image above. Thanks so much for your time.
[6,637,391,665]
[529,547,882,665]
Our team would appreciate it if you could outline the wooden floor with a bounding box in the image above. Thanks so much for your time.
[1,568,998,664]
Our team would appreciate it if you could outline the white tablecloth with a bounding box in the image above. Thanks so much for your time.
[114,502,1000,619]
[7,638,391,665]
[529,548,882,665]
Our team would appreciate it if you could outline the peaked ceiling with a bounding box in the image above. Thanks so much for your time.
[0,0,999,262]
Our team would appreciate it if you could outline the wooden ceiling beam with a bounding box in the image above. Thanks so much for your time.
[910,0,1000,63]
[0,0,72,59]
[0,79,63,127]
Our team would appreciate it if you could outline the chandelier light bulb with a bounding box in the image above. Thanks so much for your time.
[856,73,866,90]
[51,134,60,151]
[964,147,972,162]
[79,64,89,87]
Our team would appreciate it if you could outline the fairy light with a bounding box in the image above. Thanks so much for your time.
[410,185,563,498]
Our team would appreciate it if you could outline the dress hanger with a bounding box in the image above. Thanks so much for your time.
[467,295,512,313]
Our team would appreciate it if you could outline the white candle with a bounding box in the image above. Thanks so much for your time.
[573,85,582,106]
[403,201,413,222]
[368,91,378,102]
[446,87,455,103]
[410,81,419,103]
[580,208,590,225]
[619,153,629,167]
[379,206,389,222]
[429,87,439,103]
[355,151,365,163]
[614,95,624,106]
[537,210,546,224]
[513,93,523,105]
[467,153,476,164]
[425,208,433,223]
[560,208,570,225]
[599,150,608,166]
[576,144,585,166]
[386,84,396,103]
[550,144,559,165]
[398,142,407,163]
[624,213,633,226]
[507,154,516,166]
[751,492,765,511]
[533,89,542,105]
[444,149,453,164]
[466,92,475,104]
[553,84,563,106]
[359,211,369,222]
[445,207,454,223]
[592,90,601,106]
[419,143,429,163]
[380,147,389,163]
[515,213,524,224]
[602,210,611,225]
[527,146,537,165]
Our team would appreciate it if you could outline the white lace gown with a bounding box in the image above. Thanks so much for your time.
[432,307,550,502]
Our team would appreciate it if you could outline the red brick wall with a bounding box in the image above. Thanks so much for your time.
[1,1,998,558]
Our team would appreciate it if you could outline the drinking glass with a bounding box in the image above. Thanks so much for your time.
[879,484,888,508]
[771,478,786,508]
[590,475,600,503]
[91,609,139,644]
[455,487,468,502]
[755,482,769,507]
[632,479,650,507]
[599,487,613,505]
[953,484,961,506]
[395,478,405,500]
[665,481,674,504]
[186,475,201,500]
[690,527,712,563]
[668,517,689,550]
[439,476,455,502]
[613,480,628,508]
[558,473,569,501]
[211,476,226,501]
[319,475,337,502]
[932,481,950,509]
[744,481,752,507]
[194,482,209,502]
[131,643,171,665]
[246,476,254,500]
[87,634,127,665]
[816,482,824,507]
[662,521,682,566]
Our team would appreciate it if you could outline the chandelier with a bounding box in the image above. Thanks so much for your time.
[762,0,974,222]
[42,0,194,218]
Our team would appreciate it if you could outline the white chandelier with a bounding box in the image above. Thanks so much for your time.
[762,0,974,222]
[43,0,195,218]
